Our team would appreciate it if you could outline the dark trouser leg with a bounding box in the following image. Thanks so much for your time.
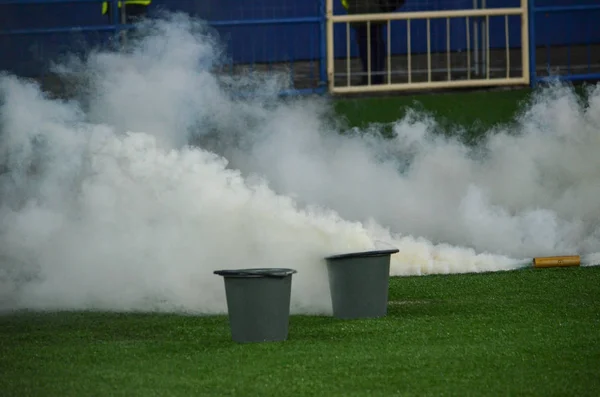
[105,4,148,48]
[123,5,148,43]
[123,4,148,23]
[355,23,386,85]
[105,4,148,24]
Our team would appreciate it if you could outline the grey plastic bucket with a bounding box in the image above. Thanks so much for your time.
[325,248,399,319]
[214,268,297,343]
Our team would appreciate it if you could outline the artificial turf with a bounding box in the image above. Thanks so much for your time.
[1,267,599,396]
[335,88,532,130]
[333,85,590,143]
[2,85,599,396]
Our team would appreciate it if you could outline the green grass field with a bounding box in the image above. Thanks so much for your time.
[2,87,600,396]
[2,267,599,396]
[334,85,590,143]
[335,88,533,131]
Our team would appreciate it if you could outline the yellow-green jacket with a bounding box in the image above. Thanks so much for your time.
[342,0,405,14]
[102,1,151,15]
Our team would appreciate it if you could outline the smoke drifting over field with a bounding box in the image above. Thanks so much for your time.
[1,14,598,314]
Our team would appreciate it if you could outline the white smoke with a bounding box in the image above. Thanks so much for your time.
[217,83,600,260]
[1,14,597,315]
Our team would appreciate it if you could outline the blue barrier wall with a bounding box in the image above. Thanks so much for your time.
[0,0,325,77]
[529,0,600,85]
[531,0,600,50]
[1,0,599,79]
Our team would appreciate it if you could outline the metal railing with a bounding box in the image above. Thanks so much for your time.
[3,0,600,96]
[326,0,530,94]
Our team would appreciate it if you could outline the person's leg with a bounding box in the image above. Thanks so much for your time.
[124,4,148,24]
[369,23,386,84]
[104,2,113,24]
[105,3,147,24]
[120,4,148,47]
[353,23,369,85]
[354,23,386,85]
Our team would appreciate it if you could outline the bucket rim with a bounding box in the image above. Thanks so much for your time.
[325,248,399,261]
[214,268,297,278]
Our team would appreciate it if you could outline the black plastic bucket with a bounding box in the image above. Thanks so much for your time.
[325,249,399,319]
[214,268,297,343]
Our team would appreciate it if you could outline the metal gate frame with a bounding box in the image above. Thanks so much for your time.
[326,0,530,94]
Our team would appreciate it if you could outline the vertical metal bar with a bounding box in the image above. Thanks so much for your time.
[319,0,327,90]
[308,27,313,82]
[473,0,479,76]
[120,0,127,48]
[268,25,275,73]
[326,0,334,91]
[367,20,372,85]
[290,53,295,89]
[466,16,471,80]
[407,19,412,83]
[346,22,351,86]
[482,0,487,75]
[306,13,312,86]
[427,18,431,82]
[523,0,532,85]
[587,18,592,73]
[505,15,510,78]
[446,17,451,81]
[486,15,490,79]
[387,20,391,84]
[545,23,550,76]
[111,0,120,48]
[567,13,571,76]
